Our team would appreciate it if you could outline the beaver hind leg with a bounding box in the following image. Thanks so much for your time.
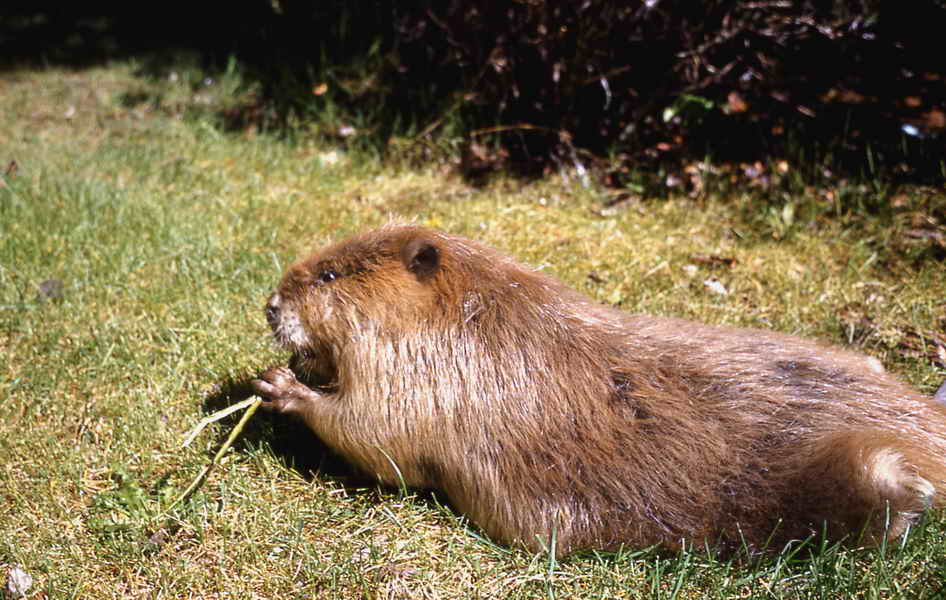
[777,431,935,546]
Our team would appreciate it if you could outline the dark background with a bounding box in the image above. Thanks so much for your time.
[3,1,944,183]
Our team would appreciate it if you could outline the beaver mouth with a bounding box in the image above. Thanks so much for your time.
[288,350,339,392]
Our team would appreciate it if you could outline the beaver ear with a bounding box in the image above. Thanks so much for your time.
[401,237,440,282]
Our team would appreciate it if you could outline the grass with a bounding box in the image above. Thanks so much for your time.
[1,59,945,599]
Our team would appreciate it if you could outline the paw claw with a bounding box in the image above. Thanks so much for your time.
[251,365,320,415]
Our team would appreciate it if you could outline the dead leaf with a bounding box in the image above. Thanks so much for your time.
[904,229,946,246]
[703,278,729,295]
[37,279,64,302]
[839,89,865,103]
[890,194,910,208]
[5,565,32,599]
[690,254,737,268]
[727,91,748,113]
[922,109,945,129]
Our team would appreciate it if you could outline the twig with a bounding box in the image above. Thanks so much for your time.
[470,123,550,137]
[181,396,260,448]
[161,397,263,516]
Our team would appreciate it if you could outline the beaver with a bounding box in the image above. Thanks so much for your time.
[252,224,946,556]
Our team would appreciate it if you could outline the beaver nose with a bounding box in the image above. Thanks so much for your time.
[265,299,280,329]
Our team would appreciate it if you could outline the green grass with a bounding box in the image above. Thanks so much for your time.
[1,60,945,599]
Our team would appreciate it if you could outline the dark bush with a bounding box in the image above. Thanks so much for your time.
[374,0,946,180]
[3,1,944,182]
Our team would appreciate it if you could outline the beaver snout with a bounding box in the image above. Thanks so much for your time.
[263,292,309,350]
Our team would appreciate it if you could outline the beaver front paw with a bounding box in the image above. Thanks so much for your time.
[251,366,322,416]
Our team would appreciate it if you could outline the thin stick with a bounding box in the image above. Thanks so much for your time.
[162,397,263,516]
[181,396,260,448]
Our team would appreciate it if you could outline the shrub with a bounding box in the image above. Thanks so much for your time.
[5,1,944,181]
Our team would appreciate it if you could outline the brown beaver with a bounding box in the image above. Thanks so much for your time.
[252,224,946,556]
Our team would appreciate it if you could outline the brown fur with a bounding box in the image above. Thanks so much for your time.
[252,224,946,556]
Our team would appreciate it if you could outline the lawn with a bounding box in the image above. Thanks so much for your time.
[1,61,944,599]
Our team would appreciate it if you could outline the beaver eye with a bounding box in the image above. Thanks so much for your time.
[317,270,339,284]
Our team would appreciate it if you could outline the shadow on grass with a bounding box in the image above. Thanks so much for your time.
[202,375,367,486]
[196,376,946,596]
[200,371,499,553]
